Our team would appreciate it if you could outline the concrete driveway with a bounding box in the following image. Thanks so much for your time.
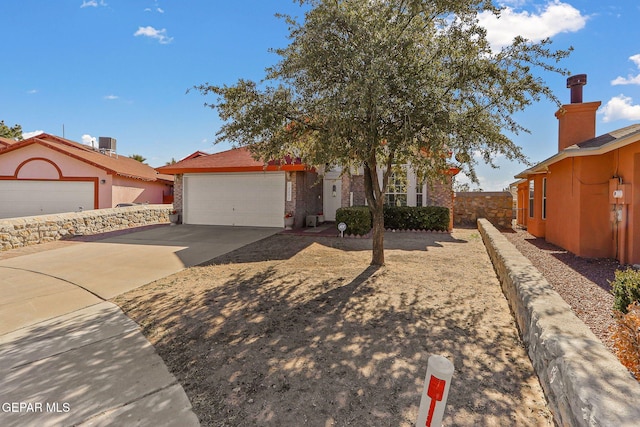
[0,224,280,427]
[1,224,280,333]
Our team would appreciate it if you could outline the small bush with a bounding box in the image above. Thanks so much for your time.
[612,302,640,380]
[611,268,640,314]
[383,206,449,231]
[336,206,372,236]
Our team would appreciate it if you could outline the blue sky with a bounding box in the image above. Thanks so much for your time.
[1,1,640,190]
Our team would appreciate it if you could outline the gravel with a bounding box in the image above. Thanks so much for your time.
[502,228,619,352]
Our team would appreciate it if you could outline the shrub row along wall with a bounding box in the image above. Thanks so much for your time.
[455,192,513,229]
[478,218,640,426]
[335,206,450,236]
[0,205,172,251]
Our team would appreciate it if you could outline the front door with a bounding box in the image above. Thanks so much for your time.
[323,178,342,221]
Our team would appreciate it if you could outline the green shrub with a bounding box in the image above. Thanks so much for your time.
[336,206,372,236]
[611,268,640,314]
[383,206,449,231]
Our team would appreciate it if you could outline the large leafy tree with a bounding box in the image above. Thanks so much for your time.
[0,120,23,140]
[195,0,571,265]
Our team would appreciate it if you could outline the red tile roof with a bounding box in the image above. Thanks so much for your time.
[0,133,173,183]
[157,146,307,174]
[0,136,18,150]
[181,151,210,161]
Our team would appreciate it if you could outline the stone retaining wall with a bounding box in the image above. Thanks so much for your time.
[455,192,513,229]
[0,205,172,251]
[478,218,640,426]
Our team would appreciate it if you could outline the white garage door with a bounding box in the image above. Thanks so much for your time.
[183,172,285,227]
[0,180,95,219]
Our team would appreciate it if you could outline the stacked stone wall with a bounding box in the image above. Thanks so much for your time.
[478,218,640,426]
[455,191,513,229]
[0,205,172,251]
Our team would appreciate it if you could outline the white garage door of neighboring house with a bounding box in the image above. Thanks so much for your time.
[0,180,95,219]
[183,172,285,227]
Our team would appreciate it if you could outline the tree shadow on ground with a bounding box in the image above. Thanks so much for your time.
[202,231,469,266]
[117,231,552,426]
[0,303,193,426]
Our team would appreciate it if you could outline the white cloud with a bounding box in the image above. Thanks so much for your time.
[27,89,38,94]
[80,0,107,8]
[157,8,164,13]
[601,95,640,123]
[611,54,640,85]
[134,26,173,44]
[22,130,44,139]
[104,94,119,100]
[81,134,98,147]
[478,1,587,50]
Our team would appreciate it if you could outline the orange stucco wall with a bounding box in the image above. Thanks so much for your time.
[516,182,529,227]
[526,174,547,238]
[545,156,613,259]
[615,144,640,265]
[538,144,640,265]
[545,159,581,256]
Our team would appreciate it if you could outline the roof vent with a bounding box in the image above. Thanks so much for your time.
[567,74,587,104]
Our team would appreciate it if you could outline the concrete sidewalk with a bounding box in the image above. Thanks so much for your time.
[0,224,280,426]
[0,302,200,427]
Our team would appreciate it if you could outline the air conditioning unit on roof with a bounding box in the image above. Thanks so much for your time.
[99,137,116,151]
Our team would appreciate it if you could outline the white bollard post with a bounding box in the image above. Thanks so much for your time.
[416,354,454,427]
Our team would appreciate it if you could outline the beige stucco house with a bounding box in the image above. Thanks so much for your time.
[0,133,173,219]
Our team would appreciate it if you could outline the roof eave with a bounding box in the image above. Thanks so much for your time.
[160,164,309,174]
[514,131,640,179]
[0,138,166,183]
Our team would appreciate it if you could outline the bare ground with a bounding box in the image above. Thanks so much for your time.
[113,229,553,426]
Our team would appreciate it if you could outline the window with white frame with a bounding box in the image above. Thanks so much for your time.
[528,180,534,218]
[542,177,547,220]
[385,168,408,206]
[416,172,425,207]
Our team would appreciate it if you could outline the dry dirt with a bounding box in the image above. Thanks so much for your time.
[113,229,553,426]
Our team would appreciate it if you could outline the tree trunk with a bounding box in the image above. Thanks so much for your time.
[370,200,385,266]
[363,148,392,266]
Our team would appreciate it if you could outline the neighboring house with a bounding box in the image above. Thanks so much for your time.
[514,74,640,265]
[0,133,173,219]
[157,146,458,229]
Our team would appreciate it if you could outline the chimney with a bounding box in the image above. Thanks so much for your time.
[555,74,601,152]
[567,74,587,103]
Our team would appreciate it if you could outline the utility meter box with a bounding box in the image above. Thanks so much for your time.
[609,179,631,205]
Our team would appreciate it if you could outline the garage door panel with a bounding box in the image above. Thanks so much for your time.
[184,173,284,227]
[0,181,95,219]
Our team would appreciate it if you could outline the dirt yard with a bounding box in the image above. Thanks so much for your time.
[114,229,553,426]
